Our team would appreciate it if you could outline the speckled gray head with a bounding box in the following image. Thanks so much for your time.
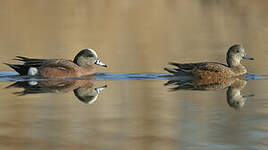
[226,45,254,67]
[73,48,107,67]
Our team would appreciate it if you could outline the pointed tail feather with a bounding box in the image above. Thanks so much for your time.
[164,68,177,74]
[164,67,191,76]
[168,62,181,67]
[4,63,28,75]
[14,56,47,65]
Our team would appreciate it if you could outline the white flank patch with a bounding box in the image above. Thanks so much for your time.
[28,67,39,76]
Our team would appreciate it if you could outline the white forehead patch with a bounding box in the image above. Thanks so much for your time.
[86,48,98,58]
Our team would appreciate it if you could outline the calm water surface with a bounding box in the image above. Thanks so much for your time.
[0,73,267,150]
[0,0,268,150]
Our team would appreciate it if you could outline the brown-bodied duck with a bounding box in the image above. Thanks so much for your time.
[165,45,253,78]
[5,48,107,78]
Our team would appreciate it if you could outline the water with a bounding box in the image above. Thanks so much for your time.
[0,72,267,150]
[0,0,268,150]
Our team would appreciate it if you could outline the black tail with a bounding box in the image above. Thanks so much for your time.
[14,56,47,65]
[5,56,47,75]
[4,63,29,75]
[168,62,181,67]
[164,67,190,76]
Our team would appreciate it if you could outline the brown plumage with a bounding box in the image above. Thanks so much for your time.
[165,45,253,79]
[5,48,107,78]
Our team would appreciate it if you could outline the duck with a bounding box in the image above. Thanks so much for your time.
[165,45,253,79]
[5,48,107,78]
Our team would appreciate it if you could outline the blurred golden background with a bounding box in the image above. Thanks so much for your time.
[0,0,267,74]
[0,1,267,150]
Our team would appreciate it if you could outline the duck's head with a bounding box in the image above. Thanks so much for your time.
[73,48,107,67]
[226,45,254,67]
[74,85,107,104]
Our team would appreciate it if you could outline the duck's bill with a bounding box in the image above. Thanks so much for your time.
[95,59,108,67]
[95,85,108,93]
[243,54,254,60]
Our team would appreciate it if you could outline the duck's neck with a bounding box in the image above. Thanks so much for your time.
[227,56,242,68]
[227,57,247,75]
[80,66,96,76]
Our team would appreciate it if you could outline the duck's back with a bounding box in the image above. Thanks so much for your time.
[39,59,96,78]
[39,60,80,78]
[169,62,236,78]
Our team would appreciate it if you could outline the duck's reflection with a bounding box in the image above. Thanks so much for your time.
[226,79,254,109]
[6,77,107,104]
[73,85,107,104]
[165,76,254,110]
